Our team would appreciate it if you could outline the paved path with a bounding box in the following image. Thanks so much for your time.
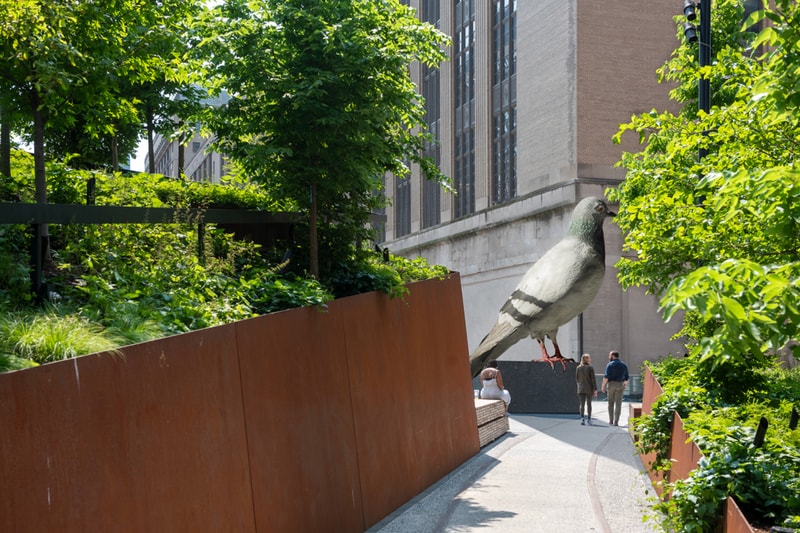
[368,402,660,533]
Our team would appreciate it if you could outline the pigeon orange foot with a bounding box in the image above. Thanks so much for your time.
[531,343,573,372]
[532,354,570,372]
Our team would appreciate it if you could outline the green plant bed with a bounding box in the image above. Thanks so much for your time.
[0,156,450,369]
[634,358,800,532]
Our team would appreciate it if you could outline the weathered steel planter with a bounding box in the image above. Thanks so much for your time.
[0,275,479,533]
[636,366,756,533]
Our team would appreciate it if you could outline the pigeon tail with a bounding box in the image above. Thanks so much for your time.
[469,324,526,378]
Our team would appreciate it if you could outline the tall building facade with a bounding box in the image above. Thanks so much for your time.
[150,93,230,183]
[151,130,229,183]
[382,0,687,384]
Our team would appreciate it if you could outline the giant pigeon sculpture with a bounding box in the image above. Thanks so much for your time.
[469,196,615,377]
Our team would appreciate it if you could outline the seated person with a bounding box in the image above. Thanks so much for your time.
[479,360,511,411]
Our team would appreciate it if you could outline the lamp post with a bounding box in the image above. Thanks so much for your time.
[682,0,711,159]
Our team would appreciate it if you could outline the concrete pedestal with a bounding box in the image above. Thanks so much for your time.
[497,360,580,414]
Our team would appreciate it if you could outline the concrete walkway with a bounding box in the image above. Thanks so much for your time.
[368,402,660,533]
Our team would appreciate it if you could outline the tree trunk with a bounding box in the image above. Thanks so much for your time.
[0,106,11,178]
[31,94,51,299]
[146,107,156,174]
[310,181,318,279]
[111,134,119,171]
[176,120,185,178]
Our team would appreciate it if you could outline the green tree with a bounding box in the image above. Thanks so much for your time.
[196,0,450,279]
[610,0,800,399]
[0,0,205,295]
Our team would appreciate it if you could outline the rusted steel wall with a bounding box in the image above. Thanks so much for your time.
[723,498,756,533]
[638,366,666,494]
[0,275,478,533]
[668,413,703,485]
[0,324,256,533]
[640,365,662,416]
[639,369,754,532]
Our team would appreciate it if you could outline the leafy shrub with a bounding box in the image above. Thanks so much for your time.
[325,252,450,299]
[0,225,35,308]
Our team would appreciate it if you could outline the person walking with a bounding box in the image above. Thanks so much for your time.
[575,353,597,425]
[479,360,511,412]
[601,350,629,426]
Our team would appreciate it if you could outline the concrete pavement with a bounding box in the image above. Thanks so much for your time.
[368,401,660,533]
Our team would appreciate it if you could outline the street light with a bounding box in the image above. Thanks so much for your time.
[681,0,711,161]
[683,0,697,21]
[681,0,711,115]
[683,22,698,43]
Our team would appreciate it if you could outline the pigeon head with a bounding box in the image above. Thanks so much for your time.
[568,196,615,254]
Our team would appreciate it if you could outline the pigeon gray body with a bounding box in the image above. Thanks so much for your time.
[469,197,615,377]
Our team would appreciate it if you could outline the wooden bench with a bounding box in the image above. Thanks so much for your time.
[474,399,509,447]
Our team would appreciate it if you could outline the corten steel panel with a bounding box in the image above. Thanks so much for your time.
[343,275,479,528]
[0,326,255,533]
[639,367,666,494]
[723,498,756,533]
[235,306,364,533]
[669,413,703,486]
[641,366,663,417]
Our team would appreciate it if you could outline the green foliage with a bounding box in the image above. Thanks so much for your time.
[0,0,208,165]
[0,354,38,372]
[152,177,292,211]
[0,225,35,308]
[325,252,449,300]
[617,8,800,526]
[0,150,34,202]
[0,309,122,364]
[637,358,800,531]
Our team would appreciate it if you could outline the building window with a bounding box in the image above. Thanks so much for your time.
[395,174,411,237]
[491,0,516,205]
[422,0,441,228]
[454,0,476,218]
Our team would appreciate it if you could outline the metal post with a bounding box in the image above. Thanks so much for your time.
[754,416,768,448]
[29,223,45,302]
[197,223,206,265]
[698,0,711,161]
[698,0,711,115]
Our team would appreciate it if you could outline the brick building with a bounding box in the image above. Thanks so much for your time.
[381,0,690,387]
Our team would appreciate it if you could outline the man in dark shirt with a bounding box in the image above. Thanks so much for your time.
[601,350,629,426]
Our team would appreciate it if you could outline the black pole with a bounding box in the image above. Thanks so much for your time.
[754,416,768,448]
[698,0,711,161]
[698,0,711,114]
[197,223,206,265]
[29,223,45,302]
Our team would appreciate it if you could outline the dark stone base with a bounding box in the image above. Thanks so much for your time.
[498,360,580,414]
